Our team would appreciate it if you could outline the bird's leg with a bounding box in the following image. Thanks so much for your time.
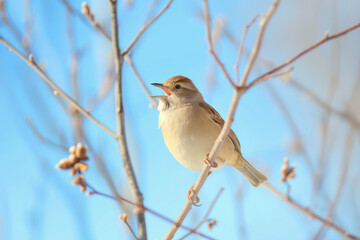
[187,185,201,207]
[204,153,218,168]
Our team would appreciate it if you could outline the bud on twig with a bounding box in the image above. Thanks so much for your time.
[56,158,73,169]
[28,54,34,63]
[207,219,217,230]
[281,157,296,182]
[133,207,145,214]
[81,2,90,16]
[74,162,89,172]
[119,213,128,222]
[75,142,88,159]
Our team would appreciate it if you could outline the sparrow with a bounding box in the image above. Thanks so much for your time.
[151,75,267,188]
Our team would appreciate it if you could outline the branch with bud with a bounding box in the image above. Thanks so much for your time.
[280,157,296,183]
[55,143,214,239]
[81,2,111,40]
[56,143,89,192]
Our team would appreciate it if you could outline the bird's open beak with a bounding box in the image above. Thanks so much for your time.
[151,83,171,96]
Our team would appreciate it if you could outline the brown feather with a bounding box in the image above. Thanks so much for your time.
[199,101,242,154]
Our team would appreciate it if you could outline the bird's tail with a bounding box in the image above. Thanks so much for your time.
[231,156,267,187]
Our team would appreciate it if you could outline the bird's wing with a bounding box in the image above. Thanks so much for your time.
[199,102,241,154]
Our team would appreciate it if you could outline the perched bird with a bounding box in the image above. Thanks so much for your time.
[151,75,267,188]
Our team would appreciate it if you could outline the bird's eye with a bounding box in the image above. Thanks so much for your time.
[175,84,181,89]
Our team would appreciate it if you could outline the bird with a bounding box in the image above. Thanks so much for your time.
[151,75,267,201]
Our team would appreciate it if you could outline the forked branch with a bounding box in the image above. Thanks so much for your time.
[108,0,146,239]
[123,0,174,55]
[234,14,259,84]
[86,184,215,240]
[248,22,360,89]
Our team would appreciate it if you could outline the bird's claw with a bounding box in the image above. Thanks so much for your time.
[204,153,218,168]
[187,185,201,207]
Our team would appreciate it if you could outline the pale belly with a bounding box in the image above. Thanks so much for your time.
[159,105,234,171]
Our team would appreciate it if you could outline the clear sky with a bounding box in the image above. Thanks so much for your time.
[0,0,359,240]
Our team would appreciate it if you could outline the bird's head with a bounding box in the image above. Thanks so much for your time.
[151,75,203,108]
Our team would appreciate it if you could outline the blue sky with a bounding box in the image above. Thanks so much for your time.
[0,0,359,239]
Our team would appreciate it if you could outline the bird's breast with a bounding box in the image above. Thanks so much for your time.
[158,105,230,171]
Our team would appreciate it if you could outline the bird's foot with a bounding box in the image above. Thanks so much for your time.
[204,153,218,168]
[187,185,201,207]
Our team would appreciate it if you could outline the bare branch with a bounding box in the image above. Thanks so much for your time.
[0,36,118,138]
[289,79,360,129]
[239,0,280,86]
[123,0,174,55]
[262,183,360,240]
[203,0,235,88]
[234,14,258,84]
[249,22,360,89]
[227,20,360,129]
[108,1,147,239]
[124,55,158,108]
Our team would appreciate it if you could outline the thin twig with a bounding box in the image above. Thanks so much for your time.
[252,50,360,129]
[239,0,280,86]
[91,22,111,41]
[121,217,139,240]
[248,22,360,89]
[0,5,31,54]
[124,55,158,108]
[262,183,360,240]
[229,24,360,129]
[108,1,147,239]
[289,79,360,129]
[25,117,68,152]
[179,187,224,240]
[85,184,215,240]
[124,221,139,240]
[122,0,174,55]
[163,2,281,239]
[59,0,111,41]
[67,13,87,143]
[203,0,235,88]
[143,0,162,23]
[234,14,258,84]
[258,66,293,82]
[0,37,117,138]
